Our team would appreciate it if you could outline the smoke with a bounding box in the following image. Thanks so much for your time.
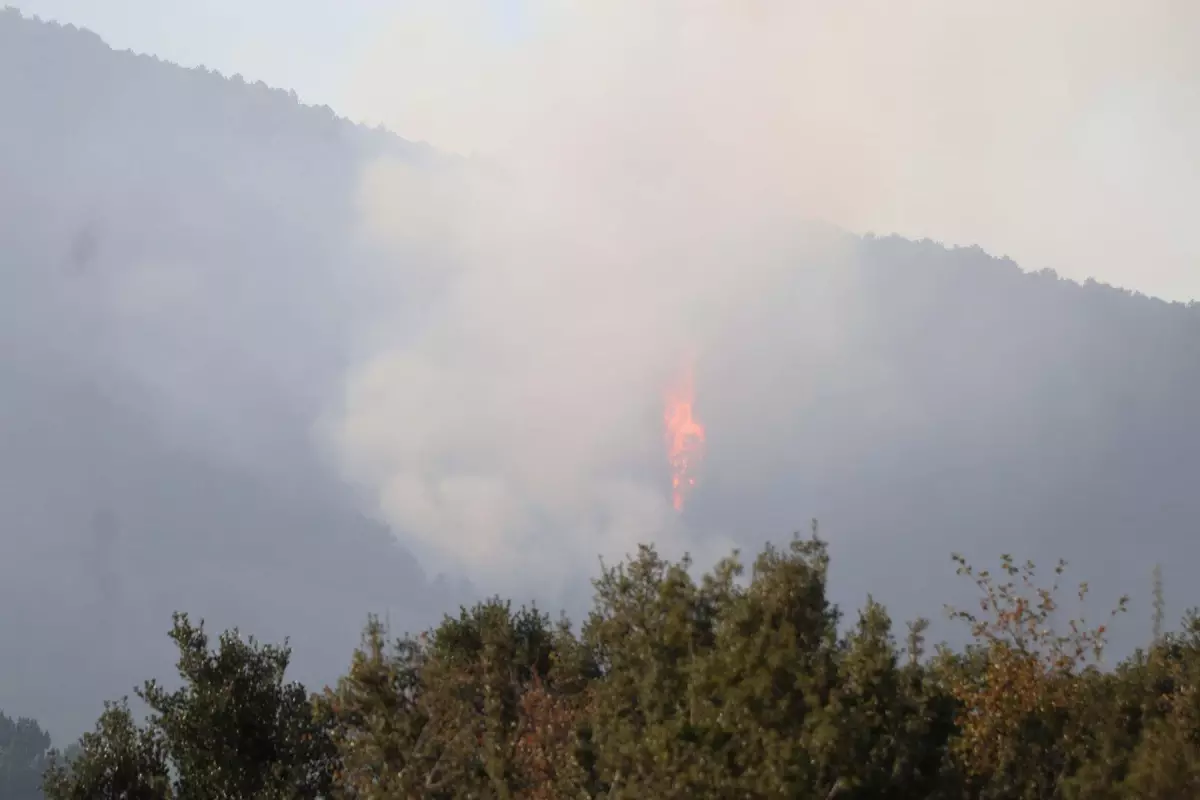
[328,0,1200,591]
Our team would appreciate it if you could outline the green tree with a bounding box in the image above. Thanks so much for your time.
[698,534,842,799]
[46,614,335,800]
[138,613,337,799]
[818,598,959,799]
[0,710,53,800]
[315,618,434,798]
[581,526,853,799]
[49,531,1200,799]
[42,699,170,800]
[1118,610,1200,798]
[582,545,721,798]
[320,600,589,799]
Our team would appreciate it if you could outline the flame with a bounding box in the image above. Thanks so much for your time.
[664,363,706,512]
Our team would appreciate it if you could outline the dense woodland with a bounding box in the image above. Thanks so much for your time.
[1,529,1195,799]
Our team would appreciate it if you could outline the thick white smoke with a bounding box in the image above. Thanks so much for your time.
[328,0,1200,591]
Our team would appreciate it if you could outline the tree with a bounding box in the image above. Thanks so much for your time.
[319,601,589,799]
[695,533,842,799]
[944,554,1127,798]
[582,545,721,798]
[314,618,433,799]
[49,532,1200,799]
[46,614,335,800]
[0,711,53,800]
[1119,610,1200,798]
[580,525,859,799]
[818,597,958,799]
[138,613,337,800]
[42,700,170,800]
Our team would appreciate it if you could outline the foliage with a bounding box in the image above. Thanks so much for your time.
[42,700,169,800]
[43,614,336,800]
[943,554,1128,798]
[44,528,1200,799]
[317,600,592,800]
[0,711,53,800]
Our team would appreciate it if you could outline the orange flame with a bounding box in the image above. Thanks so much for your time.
[664,363,706,512]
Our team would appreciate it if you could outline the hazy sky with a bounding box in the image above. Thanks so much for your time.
[13,0,525,113]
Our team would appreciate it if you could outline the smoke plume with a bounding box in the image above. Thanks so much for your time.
[328,0,1200,593]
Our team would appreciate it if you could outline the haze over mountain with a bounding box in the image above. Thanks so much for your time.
[2,3,1200,744]
[0,8,464,739]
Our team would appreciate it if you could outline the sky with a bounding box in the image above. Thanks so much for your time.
[12,0,525,114]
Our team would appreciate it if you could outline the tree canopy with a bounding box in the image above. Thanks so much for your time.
[0,712,52,800]
[30,527,1200,799]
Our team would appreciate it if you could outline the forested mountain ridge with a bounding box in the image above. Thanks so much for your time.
[3,4,1200,764]
[695,233,1200,652]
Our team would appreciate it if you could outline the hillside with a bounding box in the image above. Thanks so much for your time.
[3,7,1200,744]
[693,235,1200,639]
[0,8,458,740]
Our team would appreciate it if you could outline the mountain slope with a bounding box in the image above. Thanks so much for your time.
[3,8,1199,739]
[0,8,457,740]
[694,235,1200,644]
